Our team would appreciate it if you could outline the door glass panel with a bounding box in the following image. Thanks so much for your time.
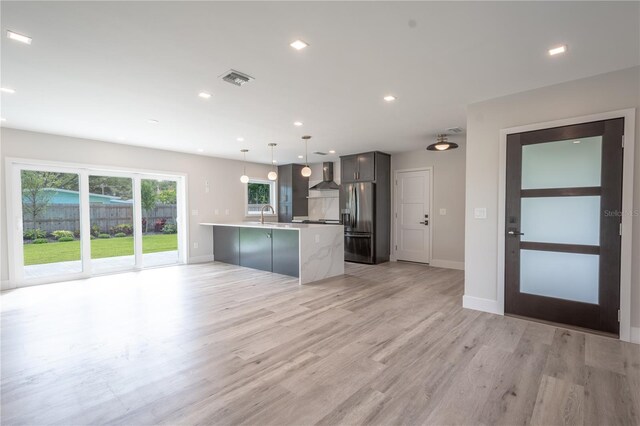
[89,176,134,274]
[520,249,599,304]
[22,170,82,279]
[521,196,601,245]
[521,136,602,189]
[141,179,178,267]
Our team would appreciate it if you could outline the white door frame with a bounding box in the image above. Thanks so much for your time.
[497,108,635,343]
[4,157,189,289]
[393,167,433,264]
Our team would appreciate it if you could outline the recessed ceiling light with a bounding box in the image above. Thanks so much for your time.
[298,155,304,159]
[1,87,16,94]
[294,121,303,126]
[290,40,308,50]
[272,160,277,163]
[237,137,244,142]
[117,136,126,141]
[0,117,6,122]
[548,45,567,56]
[383,95,396,102]
[7,30,32,45]
[197,148,204,153]
[198,92,212,99]
[573,140,581,144]
[329,150,336,154]
[148,119,159,124]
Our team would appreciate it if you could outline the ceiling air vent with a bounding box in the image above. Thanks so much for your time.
[445,126,465,134]
[220,69,254,87]
[313,151,328,156]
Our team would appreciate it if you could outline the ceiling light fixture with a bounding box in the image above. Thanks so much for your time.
[1,87,16,94]
[298,155,304,159]
[383,95,396,102]
[148,119,159,124]
[197,148,204,153]
[198,92,212,99]
[237,137,244,142]
[427,134,459,152]
[548,45,567,56]
[329,150,336,154]
[301,136,312,177]
[7,30,32,45]
[267,143,278,181]
[294,121,303,127]
[240,149,250,183]
[573,140,581,144]
[290,40,308,50]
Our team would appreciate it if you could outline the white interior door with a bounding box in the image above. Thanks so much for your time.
[395,170,431,263]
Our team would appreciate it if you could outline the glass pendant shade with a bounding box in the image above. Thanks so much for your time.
[267,143,278,180]
[435,143,450,151]
[301,135,312,177]
[240,149,250,183]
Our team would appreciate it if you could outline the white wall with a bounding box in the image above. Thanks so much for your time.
[0,128,273,283]
[391,141,466,268]
[465,66,640,333]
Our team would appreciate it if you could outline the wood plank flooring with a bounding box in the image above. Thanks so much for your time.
[1,261,638,425]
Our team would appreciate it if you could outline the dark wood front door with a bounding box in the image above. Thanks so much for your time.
[505,118,624,334]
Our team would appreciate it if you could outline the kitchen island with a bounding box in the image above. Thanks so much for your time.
[200,222,344,284]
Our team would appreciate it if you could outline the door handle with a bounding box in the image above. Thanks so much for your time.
[507,230,524,236]
[419,221,428,225]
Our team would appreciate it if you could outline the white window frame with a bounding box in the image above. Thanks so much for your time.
[244,178,277,216]
[4,157,189,289]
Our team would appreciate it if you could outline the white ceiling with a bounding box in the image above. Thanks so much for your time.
[1,1,638,164]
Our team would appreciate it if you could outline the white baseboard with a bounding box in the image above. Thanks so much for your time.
[188,254,214,264]
[430,259,464,270]
[631,327,640,344]
[462,294,502,315]
[1,279,13,291]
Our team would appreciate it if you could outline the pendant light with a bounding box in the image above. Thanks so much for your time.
[267,143,278,181]
[239,149,250,183]
[301,135,312,177]
[426,134,459,151]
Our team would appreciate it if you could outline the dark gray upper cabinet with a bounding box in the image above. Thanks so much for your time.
[340,152,379,183]
[277,164,309,222]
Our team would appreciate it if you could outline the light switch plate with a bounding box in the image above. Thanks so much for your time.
[439,208,447,215]
[315,234,320,243]
[192,209,199,216]
[214,209,219,215]
[225,209,230,215]
[474,207,487,219]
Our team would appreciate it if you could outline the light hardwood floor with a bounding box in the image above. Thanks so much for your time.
[1,261,638,425]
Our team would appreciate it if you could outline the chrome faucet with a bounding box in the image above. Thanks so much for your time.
[260,204,275,224]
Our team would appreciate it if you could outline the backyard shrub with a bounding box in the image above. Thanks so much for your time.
[52,230,74,240]
[91,224,101,237]
[32,238,48,244]
[74,230,80,238]
[110,223,133,236]
[58,236,75,242]
[23,229,47,240]
[154,218,167,233]
[162,223,177,234]
[98,233,111,239]
[114,232,127,238]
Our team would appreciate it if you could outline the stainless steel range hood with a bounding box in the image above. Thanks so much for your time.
[309,162,340,191]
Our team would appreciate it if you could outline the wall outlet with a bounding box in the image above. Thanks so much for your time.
[192,209,199,216]
[315,234,320,243]
[193,242,199,249]
[205,180,210,193]
[474,207,487,219]
[439,208,447,215]
[225,209,230,215]
[214,209,219,215]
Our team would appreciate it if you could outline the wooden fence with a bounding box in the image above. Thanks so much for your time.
[23,204,177,234]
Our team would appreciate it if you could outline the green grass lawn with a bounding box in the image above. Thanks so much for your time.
[23,234,178,265]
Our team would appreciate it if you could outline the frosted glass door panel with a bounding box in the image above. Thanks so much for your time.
[521,136,602,189]
[520,249,599,304]
[521,196,601,245]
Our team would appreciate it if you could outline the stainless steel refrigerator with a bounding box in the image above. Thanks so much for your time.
[340,182,375,263]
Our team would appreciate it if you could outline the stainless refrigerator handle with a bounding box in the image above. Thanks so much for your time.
[354,185,358,229]
[351,185,356,228]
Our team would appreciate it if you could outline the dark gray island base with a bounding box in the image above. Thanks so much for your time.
[201,222,344,285]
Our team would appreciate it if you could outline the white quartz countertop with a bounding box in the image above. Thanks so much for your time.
[200,222,343,231]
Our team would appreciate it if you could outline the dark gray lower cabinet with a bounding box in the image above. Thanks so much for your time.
[213,226,239,265]
[239,228,273,272]
[272,229,299,277]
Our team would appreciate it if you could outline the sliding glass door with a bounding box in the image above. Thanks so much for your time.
[7,161,186,287]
